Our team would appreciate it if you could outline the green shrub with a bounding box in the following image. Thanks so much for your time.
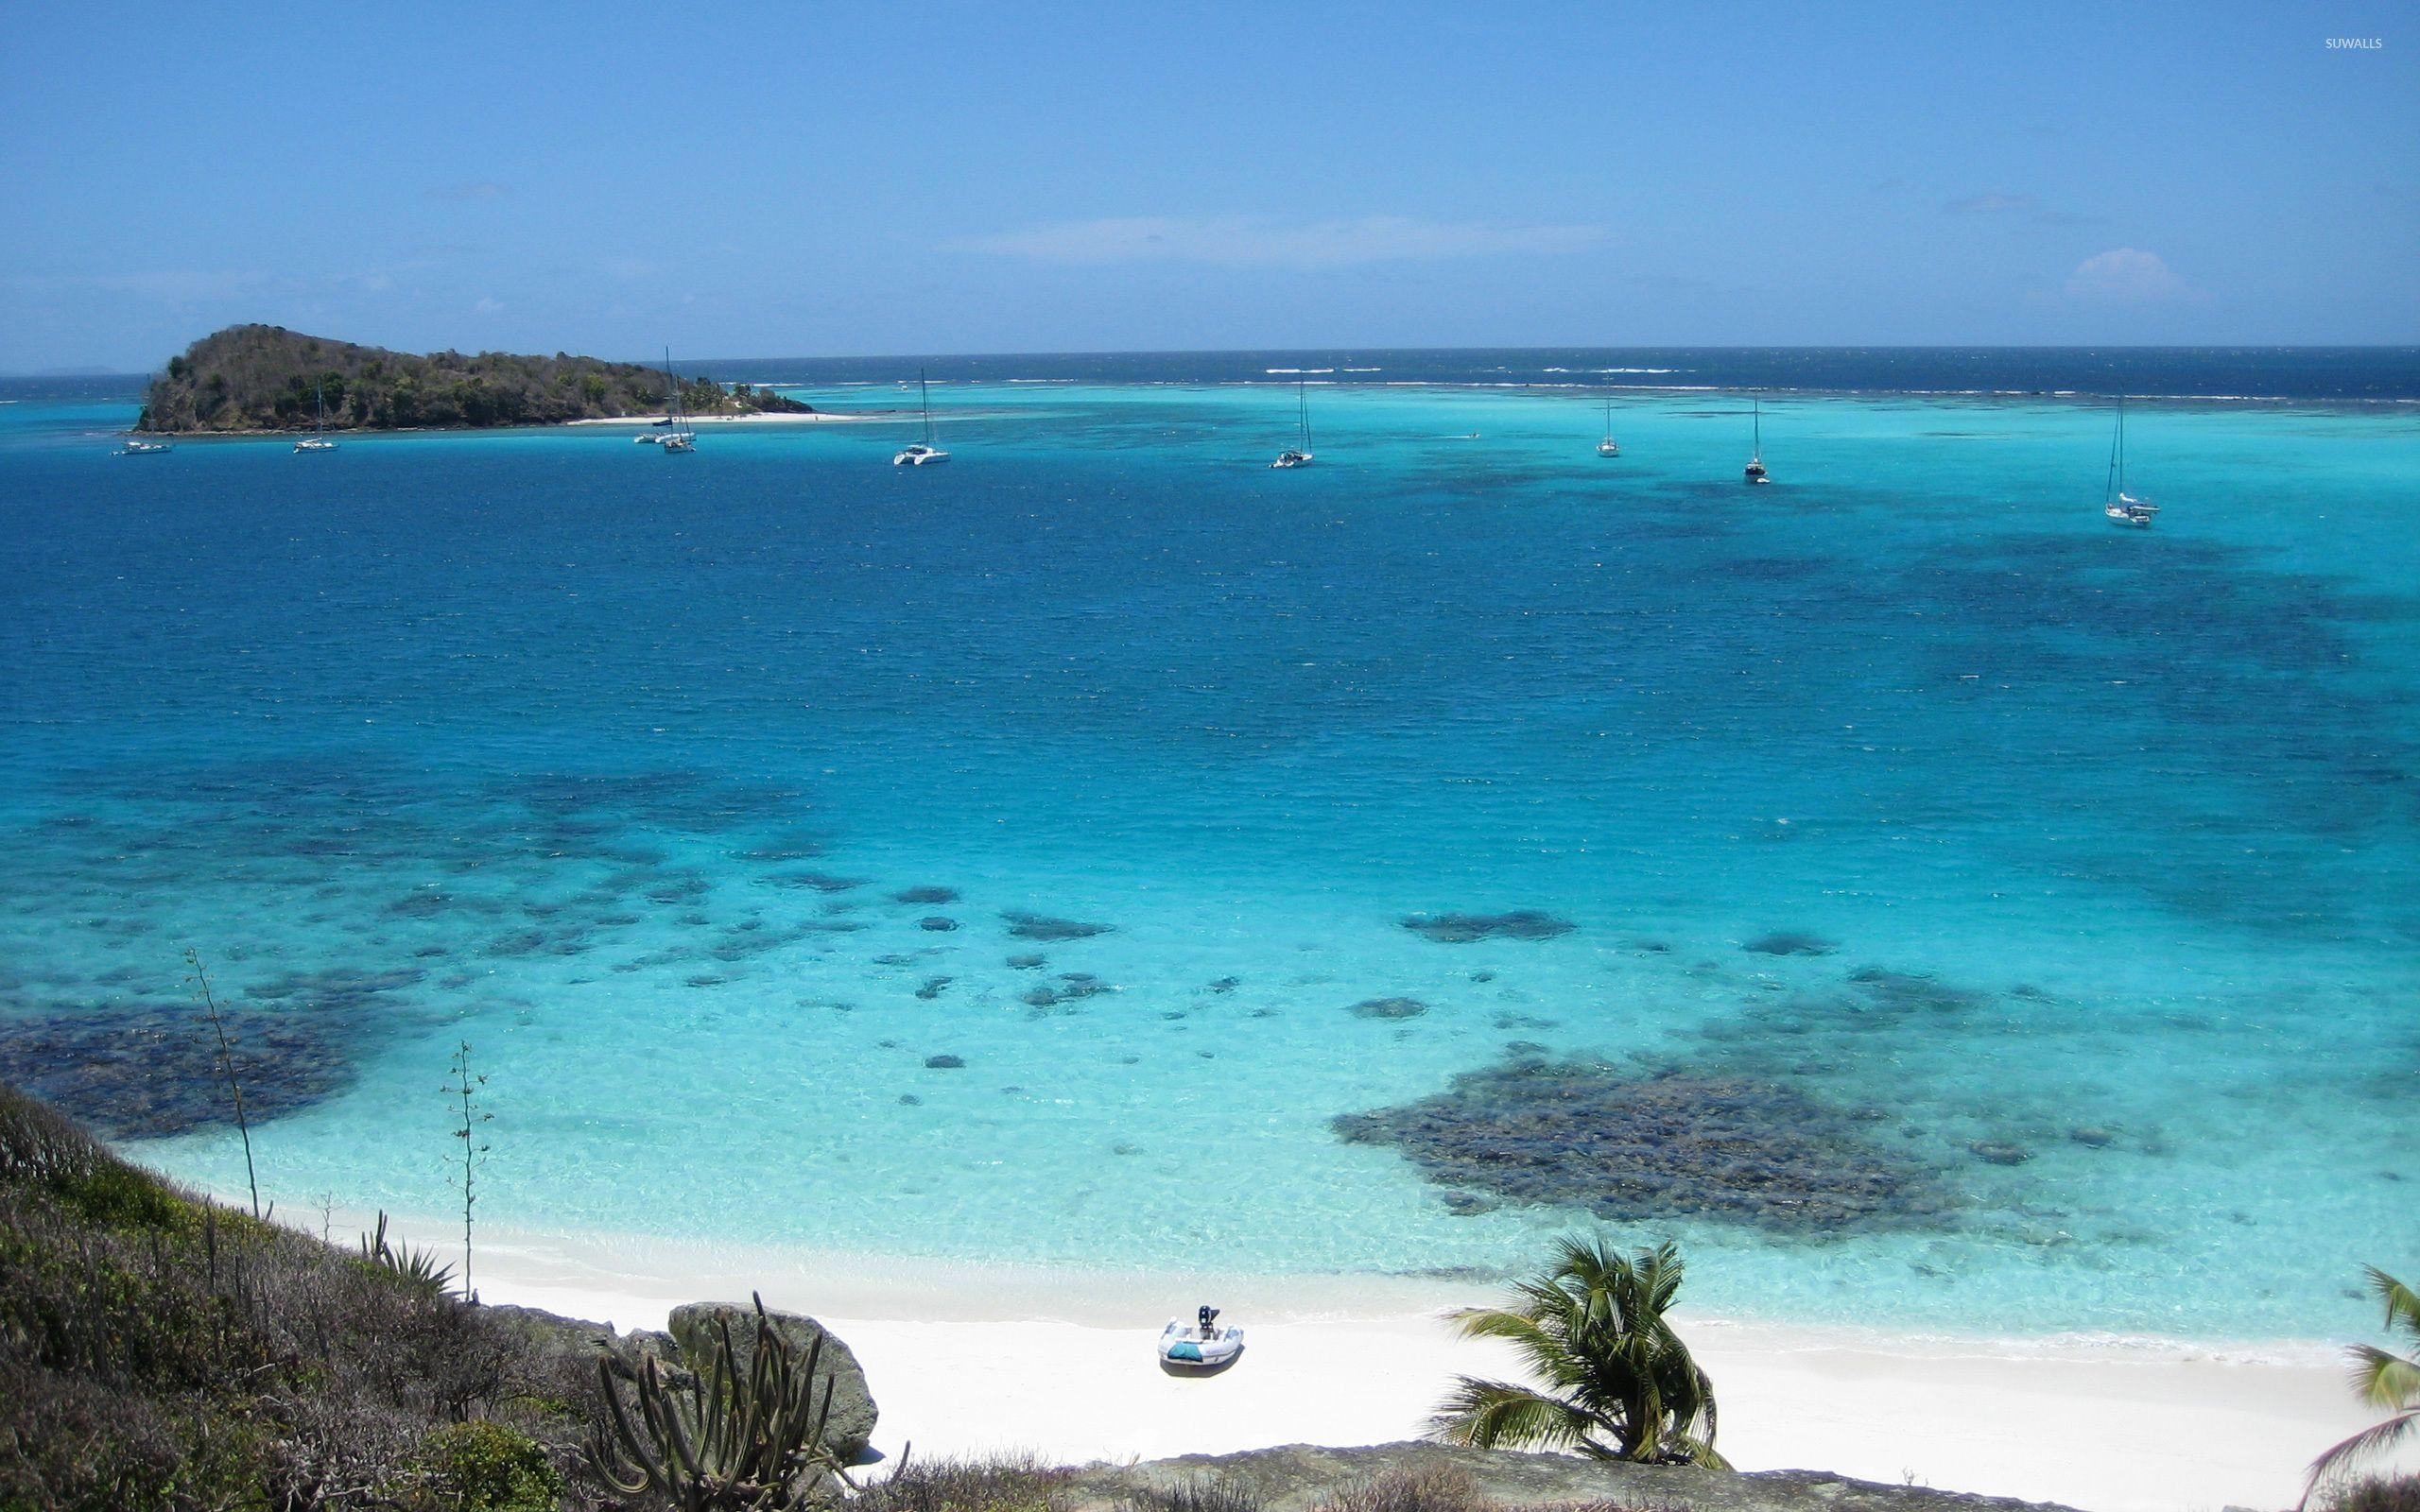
[407,1420,564,1512]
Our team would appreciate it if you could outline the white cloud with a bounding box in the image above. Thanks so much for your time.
[473,297,506,314]
[2065,248,2192,301]
[951,215,1607,269]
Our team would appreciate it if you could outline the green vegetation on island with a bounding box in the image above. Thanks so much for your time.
[134,325,811,434]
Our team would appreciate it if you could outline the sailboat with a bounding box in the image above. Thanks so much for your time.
[2101,394,2157,527]
[115,437,172,455]
[1596,394,1620,457]
[1742,397,1769,484]
[293,383,337,452]
[893,369,949,465]
[658,350,696,453]
[1271,378,1313,468]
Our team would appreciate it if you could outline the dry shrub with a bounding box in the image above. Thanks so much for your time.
[859,1451,1074,1512]
[1118,1475,1267,1512]
[1317,1467,1486,1512]
[2330,1478,2420,1512]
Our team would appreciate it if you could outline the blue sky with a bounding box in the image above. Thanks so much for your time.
[1,1,2411,369]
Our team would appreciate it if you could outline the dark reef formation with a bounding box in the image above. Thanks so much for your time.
[1001,911,1115,941]
[1402,911,1576,944]
[1334,1057,1951,1234]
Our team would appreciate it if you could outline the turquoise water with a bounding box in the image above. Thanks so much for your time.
[2,372,2415,1340]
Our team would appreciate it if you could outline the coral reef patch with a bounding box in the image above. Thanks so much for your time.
[1401,911,1576,944]
[1333,1057,1950,1234]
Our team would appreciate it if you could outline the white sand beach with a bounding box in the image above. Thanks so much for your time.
[401,1216,2396,1512]
[564,410,893,426]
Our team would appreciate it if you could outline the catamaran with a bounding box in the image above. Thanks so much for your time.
[659,351,696,453]
[1743,397,1769,484]
[1272,378,1314,468]
[2101,394,2157,527]
[1597,394,1620,457]
[293,383,337,452]
[893,369,949,465]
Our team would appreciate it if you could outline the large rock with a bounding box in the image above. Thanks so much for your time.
[660,1301,877,1460]
[1061,1442,2083,1512]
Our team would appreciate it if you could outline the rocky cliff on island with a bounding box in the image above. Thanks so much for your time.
[134,323,810,434]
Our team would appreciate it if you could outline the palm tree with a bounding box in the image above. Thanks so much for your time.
[1428,1236,1729,1469]
[2306,1266,2420,1505]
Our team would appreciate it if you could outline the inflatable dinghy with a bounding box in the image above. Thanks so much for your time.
[1159,1305,1243,1368]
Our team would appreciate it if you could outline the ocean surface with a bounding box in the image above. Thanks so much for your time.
[2,349,2414,1342]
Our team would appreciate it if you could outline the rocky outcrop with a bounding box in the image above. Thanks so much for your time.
[1061,1442,2083,1512]
[643,1301,879,1460]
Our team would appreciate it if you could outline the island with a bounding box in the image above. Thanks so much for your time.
[133,324,812,434]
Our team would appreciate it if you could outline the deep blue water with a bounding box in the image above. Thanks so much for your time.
[1,354,2415,1340]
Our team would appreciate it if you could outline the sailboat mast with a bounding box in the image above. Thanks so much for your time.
[1752,397,1761,459]
[921,369,933,447]
[1299,378,1311,451]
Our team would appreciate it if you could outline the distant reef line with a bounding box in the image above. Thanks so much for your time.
[134,323,811,434]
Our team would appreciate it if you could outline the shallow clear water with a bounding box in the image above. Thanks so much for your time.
[3,370,2415,1341]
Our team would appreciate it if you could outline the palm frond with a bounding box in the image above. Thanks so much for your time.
[2347,1343,2420,1412]
[2365,1268,2420,1346]
[2305,1408,2420,1503]
[1659,1431,1734,1470]
[1427,1378,1607,1455]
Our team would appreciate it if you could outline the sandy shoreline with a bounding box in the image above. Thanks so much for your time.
[306,1210,2394,1512]
[562,409,892,426]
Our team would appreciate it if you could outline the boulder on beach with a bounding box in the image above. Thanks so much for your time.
[657,1302,878,1460]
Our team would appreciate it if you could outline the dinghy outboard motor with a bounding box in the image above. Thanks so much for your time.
[1160,1304,1243,1368]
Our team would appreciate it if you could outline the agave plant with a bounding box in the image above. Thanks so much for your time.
[2306,1267,2420,1505]
[357,1210,456,1296]
[593,1292,850,1511]
[1428,1235,1728,1469]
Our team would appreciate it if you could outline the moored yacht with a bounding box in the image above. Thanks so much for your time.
[1597,395,1620,457]
[293,383,337,452]
[658,350,696,453]
[1743,397,1769,483]
[1272,377,1314,468]
[115,437,172,455]
[893,369,949,465]
[2101,394,2157,527]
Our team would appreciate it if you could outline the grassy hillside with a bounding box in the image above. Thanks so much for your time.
[0,1082,595,1511]
[135,325,811,434]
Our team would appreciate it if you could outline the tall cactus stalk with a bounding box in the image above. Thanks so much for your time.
[593,1293,846,1510]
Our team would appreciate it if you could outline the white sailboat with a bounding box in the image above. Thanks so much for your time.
[1596,394,1620,457]
[2101,394,2156,527]
[659,351,696,453]
[115,437,172,455]
[1271,378,1313,468]
[893,369,949,465]
[1742,397,1769,484]
[293,382,337,452]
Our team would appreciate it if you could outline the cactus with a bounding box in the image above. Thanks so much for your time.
[592,1291,848,1510]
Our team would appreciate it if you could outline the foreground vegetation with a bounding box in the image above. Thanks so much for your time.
[2308,1268,2420,1505]
[134,325,810,433]
[1429,1237,1727,1469]
[0,1079,596,1509]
